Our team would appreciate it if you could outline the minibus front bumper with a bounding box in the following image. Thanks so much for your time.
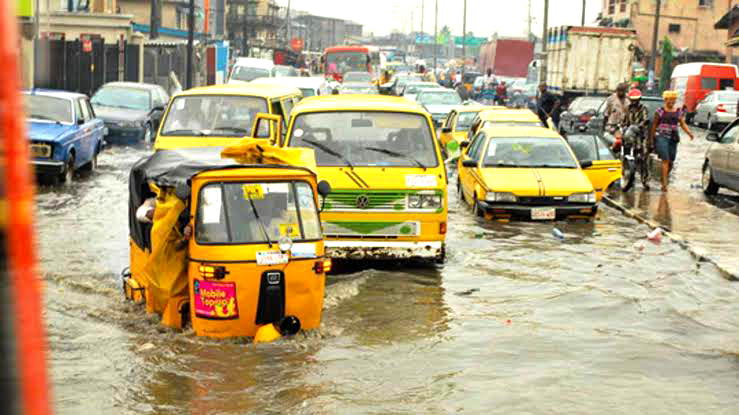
[325,240,444,261]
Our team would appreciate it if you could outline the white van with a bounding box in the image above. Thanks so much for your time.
[249,76,333,98]
[228,58,275,84]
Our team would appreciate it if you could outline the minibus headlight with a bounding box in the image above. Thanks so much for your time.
[420,194,442,209]
[278,236,293,253]
[568,192,596,204]
[407,194,422,208]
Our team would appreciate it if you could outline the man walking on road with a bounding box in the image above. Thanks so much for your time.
[604,83,629,135]
[536,83,559,126]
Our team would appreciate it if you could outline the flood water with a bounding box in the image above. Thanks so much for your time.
[37,145,738,414]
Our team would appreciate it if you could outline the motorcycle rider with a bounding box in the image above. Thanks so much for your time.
[617,88,651,189]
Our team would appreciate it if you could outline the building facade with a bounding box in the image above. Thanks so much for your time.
[600,0,736,62]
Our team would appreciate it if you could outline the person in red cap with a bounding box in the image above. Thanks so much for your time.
[617,88,652,188]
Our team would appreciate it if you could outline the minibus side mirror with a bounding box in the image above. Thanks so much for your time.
[317,180,331,212]
[251,113,282,146]
[706,132,719,142]
[580,160,593,169]
[441,126,452,134]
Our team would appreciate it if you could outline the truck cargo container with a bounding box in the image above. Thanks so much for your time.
[545,26,636,99]
[479,38,534,79]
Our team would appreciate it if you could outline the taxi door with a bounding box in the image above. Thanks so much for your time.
[458,132,487,203]
[439,110,457,147]
[568,134,621,200]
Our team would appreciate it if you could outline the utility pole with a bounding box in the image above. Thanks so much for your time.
[527,0,532,38]
[421,0,425,34]
[186,0,195,89]
[286,0,292,42]
[649,0,662,79]
[242,1,248,57]
[541,0,549,83]
[462,0,467,75]
[433,0,438,70]
[581,0,586,26]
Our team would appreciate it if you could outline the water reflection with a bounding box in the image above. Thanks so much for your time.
[654,193,673,230]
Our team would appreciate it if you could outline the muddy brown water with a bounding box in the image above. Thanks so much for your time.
[36,145,738,414]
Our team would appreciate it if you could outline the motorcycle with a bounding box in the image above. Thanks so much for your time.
[612,124,650,191]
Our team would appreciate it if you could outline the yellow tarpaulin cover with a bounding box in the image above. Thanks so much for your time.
[221,139,317,172]
[140,185,189,317]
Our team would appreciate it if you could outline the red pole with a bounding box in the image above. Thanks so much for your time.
[1,1,51,414]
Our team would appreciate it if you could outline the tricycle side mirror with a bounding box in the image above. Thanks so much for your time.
[461,159,477,168]
[251,113,282,145]
[706,132,719,142]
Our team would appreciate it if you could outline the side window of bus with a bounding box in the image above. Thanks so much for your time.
[719,78,735,90]
[701,78,717,90]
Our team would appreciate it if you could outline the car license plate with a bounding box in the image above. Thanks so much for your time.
[256,250,288,266]
[30,144,50,158]
[531,207,556,220]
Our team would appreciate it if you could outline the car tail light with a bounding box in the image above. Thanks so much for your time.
[439,222,447,235]
[579,114,592,122]
[314,259,332,274]
[717,104,727,113]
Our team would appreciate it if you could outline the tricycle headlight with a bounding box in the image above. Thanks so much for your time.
[568,192,596,204]
[485,192,517,203]
[420,194,442,209]
[407,194,422,208]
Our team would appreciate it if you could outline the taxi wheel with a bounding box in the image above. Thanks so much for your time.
[472,195,484,217]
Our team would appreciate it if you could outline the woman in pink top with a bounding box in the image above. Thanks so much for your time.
[648,90,695,191]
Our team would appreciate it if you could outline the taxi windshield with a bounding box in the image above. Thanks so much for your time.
[483,137,578,168]
[289,111,438,168]
[196,181,321,244]
[417,91,462,106]
[160,95,269,137]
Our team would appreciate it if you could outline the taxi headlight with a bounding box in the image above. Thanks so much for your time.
[420,194,442,209]
[568,192,596,204]
[407,194,422,208]
[485,192,517,203]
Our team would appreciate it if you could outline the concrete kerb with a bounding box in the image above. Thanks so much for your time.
[603,195,738,282]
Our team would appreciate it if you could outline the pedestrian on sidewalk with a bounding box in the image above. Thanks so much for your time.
[648,90,695,192]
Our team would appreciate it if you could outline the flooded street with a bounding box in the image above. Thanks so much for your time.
[37,145,738,414]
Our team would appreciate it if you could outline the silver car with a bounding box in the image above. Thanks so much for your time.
[402,82,442,102]
[693,90,739,131]
[702,119,739,195]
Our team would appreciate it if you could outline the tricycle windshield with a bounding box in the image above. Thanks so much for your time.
[289,111,439,168]
[24,94,73,124]
[196,181,321,244]
[160,95,269,137]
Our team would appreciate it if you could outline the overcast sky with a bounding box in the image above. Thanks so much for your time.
[280,0,603,38]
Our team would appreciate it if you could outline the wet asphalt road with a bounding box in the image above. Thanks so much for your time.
[36,139,738,414]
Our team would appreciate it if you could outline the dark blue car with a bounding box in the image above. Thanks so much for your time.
[24,90,106,185]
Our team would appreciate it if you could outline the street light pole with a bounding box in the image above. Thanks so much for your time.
[462,0,467,73]
[541,0,549,83]
[421,0,425,34]
[581,0,586,26]
[433,0,438,70]
[186,0,194,89]
[649,0,662,81]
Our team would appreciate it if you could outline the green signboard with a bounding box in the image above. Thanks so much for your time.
[454,36,487,46]
[17,0,33,18]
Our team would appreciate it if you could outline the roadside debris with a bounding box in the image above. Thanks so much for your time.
[552,228,565,240]
[647,228,663,244]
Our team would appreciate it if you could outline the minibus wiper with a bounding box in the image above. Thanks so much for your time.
[364,146,427,170]
[301,138,354,168]
[244,192,273,248]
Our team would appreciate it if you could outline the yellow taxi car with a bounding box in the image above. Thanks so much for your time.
[154,84,301,150]
[281,94,448,262]
[467,108,555,140]
[438,105,505,149]
[457,126,621,221]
